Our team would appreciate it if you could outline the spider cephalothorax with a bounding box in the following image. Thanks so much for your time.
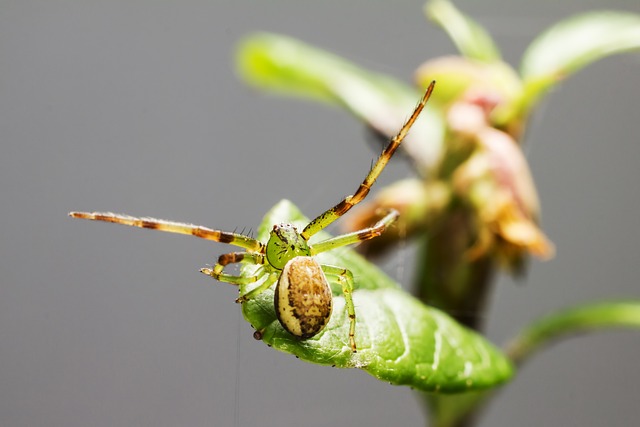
[266,223,311,269]
[70,81,436,352]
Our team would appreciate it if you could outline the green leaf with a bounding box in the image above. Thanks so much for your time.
[506,300,640,366]
[237,32,416,108]
[236,32,445,174]
[519,11,640,111]
[239,200,513,393]
[425,0,501,62]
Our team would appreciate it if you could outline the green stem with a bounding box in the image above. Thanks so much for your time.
[414,208,497,427]
[420,391,490,427]
[416,208,495,331]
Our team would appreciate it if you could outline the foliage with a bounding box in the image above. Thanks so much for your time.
[235,1,640,426]
[241,200,513,393]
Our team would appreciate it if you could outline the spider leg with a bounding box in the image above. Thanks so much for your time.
[310,209,399,254]
[301,81,435,239]
[200,252,265,285]
[69,212,263,252]
[321,265,357,352]
[235,272,279,304]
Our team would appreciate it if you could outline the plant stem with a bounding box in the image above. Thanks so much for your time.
[414,208,497,427]
[416,209,494,332]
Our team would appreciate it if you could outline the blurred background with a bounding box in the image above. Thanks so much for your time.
[1,1,639,426]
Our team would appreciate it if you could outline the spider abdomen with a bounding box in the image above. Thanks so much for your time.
[275,256,333,338]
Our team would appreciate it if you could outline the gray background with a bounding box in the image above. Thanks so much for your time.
[1,1,639,426]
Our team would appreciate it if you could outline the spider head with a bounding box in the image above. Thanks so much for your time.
[266,223,311,270]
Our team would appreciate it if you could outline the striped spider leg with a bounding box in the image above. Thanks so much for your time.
[67,213,267,285]
[69,80,436,353]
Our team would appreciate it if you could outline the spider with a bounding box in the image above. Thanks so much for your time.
[70,81,435,353]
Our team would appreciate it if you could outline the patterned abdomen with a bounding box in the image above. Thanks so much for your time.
[275,256,333,338]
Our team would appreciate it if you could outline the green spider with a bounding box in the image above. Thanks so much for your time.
[70,81,435,352]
